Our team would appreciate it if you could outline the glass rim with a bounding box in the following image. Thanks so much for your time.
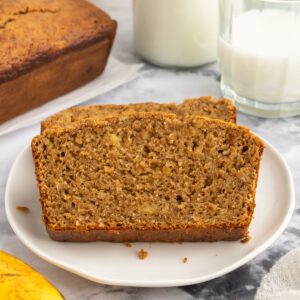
[260,0,300,3]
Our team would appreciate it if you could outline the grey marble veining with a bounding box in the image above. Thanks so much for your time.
[1,1,300,299]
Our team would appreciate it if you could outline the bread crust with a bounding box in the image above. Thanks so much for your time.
[41,97,237,131]
[46,225,248,242]
[0,38,115,124]
[0,0,117,123]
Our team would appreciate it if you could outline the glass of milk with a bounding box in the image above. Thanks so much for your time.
[133,0,219,68]
[219,0,300,117]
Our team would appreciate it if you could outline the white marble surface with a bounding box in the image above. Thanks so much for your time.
[1,1,300,299]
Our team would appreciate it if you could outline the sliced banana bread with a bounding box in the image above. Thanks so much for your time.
[32,113,263,242]
[41,96,236,131]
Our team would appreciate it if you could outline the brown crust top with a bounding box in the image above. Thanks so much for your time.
[39,112,262,149]
[41,96,237,131]
[0,0,116,83]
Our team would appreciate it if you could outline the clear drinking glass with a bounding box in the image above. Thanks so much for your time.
[219,0,300,118]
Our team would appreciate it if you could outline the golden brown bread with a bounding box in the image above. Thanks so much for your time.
[32,113,263,242]
[41,96,237,131]
[0,0,116,123]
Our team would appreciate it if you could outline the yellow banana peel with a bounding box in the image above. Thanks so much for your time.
[0,250,63,300]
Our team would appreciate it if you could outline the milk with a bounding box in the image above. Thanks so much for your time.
[219,9,300,103]
[133,0,218,67]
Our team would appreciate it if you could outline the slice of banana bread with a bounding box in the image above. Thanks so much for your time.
[41,96,236,131]
[32,113,263,242]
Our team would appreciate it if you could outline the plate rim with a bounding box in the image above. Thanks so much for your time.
[5,137,295,287]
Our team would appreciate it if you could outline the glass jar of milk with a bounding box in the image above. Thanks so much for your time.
[219,0,300,118]
[133,0,219,68]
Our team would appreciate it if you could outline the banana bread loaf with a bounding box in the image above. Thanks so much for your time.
[41,96,236,131]
[0,0,116,124]
[32,113,263,242]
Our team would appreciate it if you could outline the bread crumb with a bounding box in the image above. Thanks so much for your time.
[182,257,188,264]
[16,206,30,213]
[124,242,132,248]
[241,235,251,243]
[138,248,148,260]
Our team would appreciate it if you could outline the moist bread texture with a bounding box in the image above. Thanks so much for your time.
[32,113,263,242]
[0,0,116,124]
[41,96,236,131]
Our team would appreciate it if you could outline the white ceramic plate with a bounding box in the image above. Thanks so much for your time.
[5,139,294,287]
